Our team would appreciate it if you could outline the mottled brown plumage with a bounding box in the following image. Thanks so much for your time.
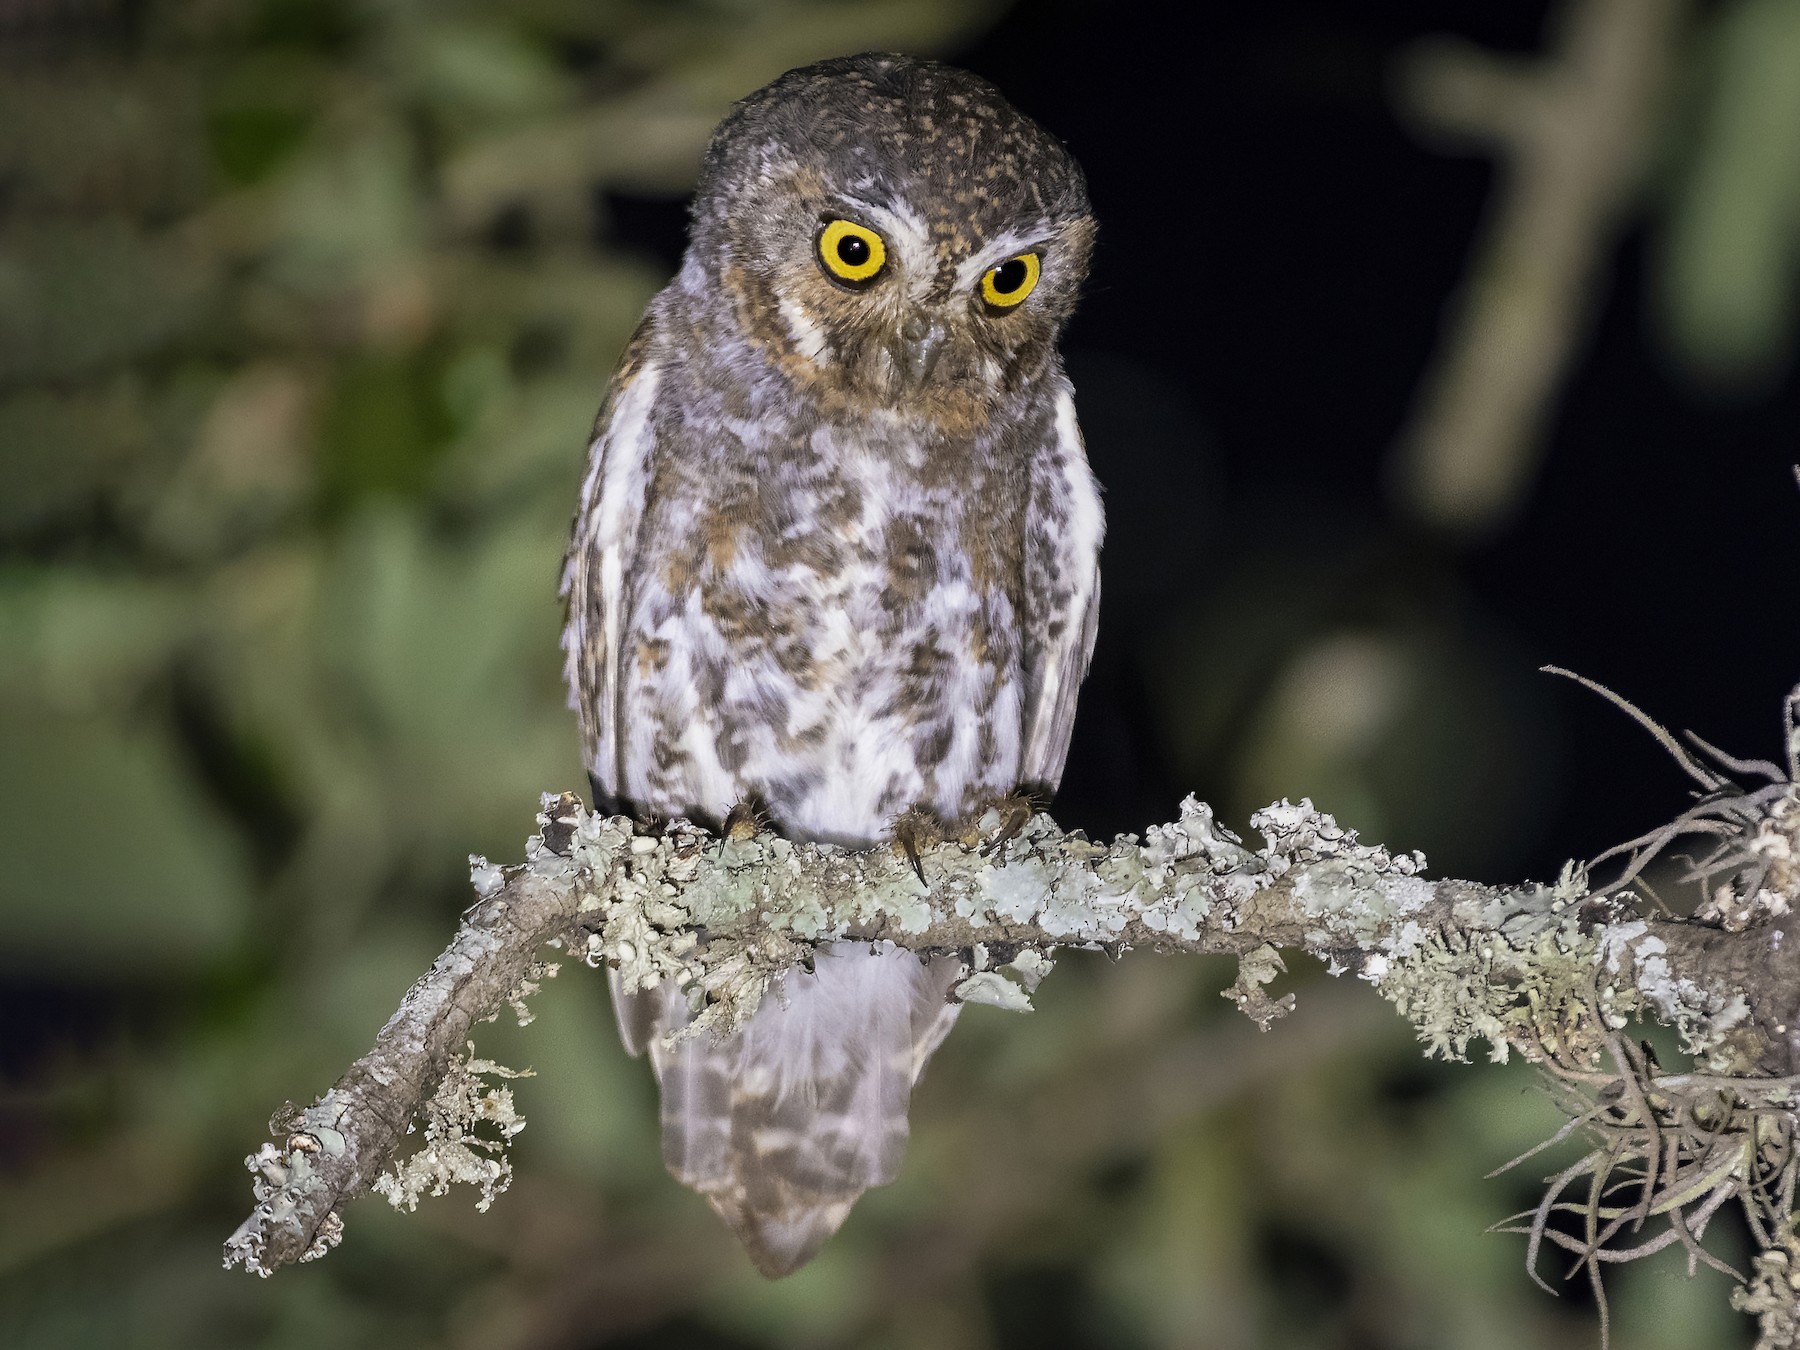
[561,52,1102,1276]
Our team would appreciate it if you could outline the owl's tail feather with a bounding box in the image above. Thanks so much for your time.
[706,1194,857,1279]
[611,942,962,1277]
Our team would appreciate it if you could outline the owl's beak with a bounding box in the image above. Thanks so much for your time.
[892,314,948,390]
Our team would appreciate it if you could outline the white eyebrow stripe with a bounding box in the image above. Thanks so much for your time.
[833,197,932,267]
[953,225,1054,289]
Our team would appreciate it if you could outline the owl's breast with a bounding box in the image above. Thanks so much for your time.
[618,421,1027,844]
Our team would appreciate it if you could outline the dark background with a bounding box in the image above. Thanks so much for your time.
[950,1,1800,875]
[2,1,1794,1347]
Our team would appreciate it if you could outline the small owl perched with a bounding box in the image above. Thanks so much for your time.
[561,53,1102,1276]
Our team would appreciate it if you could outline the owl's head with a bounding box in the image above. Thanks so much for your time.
[685,54,1094,423]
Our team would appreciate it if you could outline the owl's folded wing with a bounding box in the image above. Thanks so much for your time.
[560,315,664,802]
[1019,384,1105,793]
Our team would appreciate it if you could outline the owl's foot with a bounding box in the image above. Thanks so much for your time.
[962,790,1042,859]
[891,807,948,886]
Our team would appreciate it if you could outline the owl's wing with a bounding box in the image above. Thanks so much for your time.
[563,320,673,1057]
[1018,385,1105,791]
[635,944,964,1277]
[560,316,664,805]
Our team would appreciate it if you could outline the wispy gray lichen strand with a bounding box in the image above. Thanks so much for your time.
[224,790,1795,1276]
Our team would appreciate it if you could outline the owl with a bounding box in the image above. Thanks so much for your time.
[561,52,1102,1277]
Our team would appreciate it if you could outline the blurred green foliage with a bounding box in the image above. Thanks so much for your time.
[0,1,1784,1347]
[1656,0,1800,394]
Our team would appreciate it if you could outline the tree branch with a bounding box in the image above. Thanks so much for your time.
[221,848,576,1274]
[225,773,1800,1306]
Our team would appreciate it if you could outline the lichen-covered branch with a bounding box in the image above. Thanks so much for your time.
[224,674,1800,1342]
[225,769,1799,1289]
[221,844,578,1275]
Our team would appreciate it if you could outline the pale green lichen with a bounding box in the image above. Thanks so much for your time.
[885,880,936,935]
[983,856,1062,926]
[1378,923,1517,1061]
[224,1091,355,1274]
[1364,873,1626,1066]
[1246,809,1615,1065]
[1008,947,1055,990]
[953,970,1035,1011]
[1623,929,1753,1065]
[1251,798,1427,880]
[953,946,1056,1011]
[536,792,1736,1084]
[1106,816,1217,939]
[487,958,559,1028]
[766,880,832,939]
[557,795,1463,1049]
[468,854,506,899]
[372,1046,532,1215]
[1732,1250,1800,1349]
[1255,799,1434,961]
[1222,943,1294,1030]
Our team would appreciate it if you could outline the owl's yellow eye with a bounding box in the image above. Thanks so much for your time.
[980,252,1040,309]
[817,218,887,285]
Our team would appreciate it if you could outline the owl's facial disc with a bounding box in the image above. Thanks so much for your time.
[805,209,1062,395]
[811,210,972,392]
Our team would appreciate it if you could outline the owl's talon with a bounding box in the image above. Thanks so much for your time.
[891,808,945,886]
[974,791,1039,859]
